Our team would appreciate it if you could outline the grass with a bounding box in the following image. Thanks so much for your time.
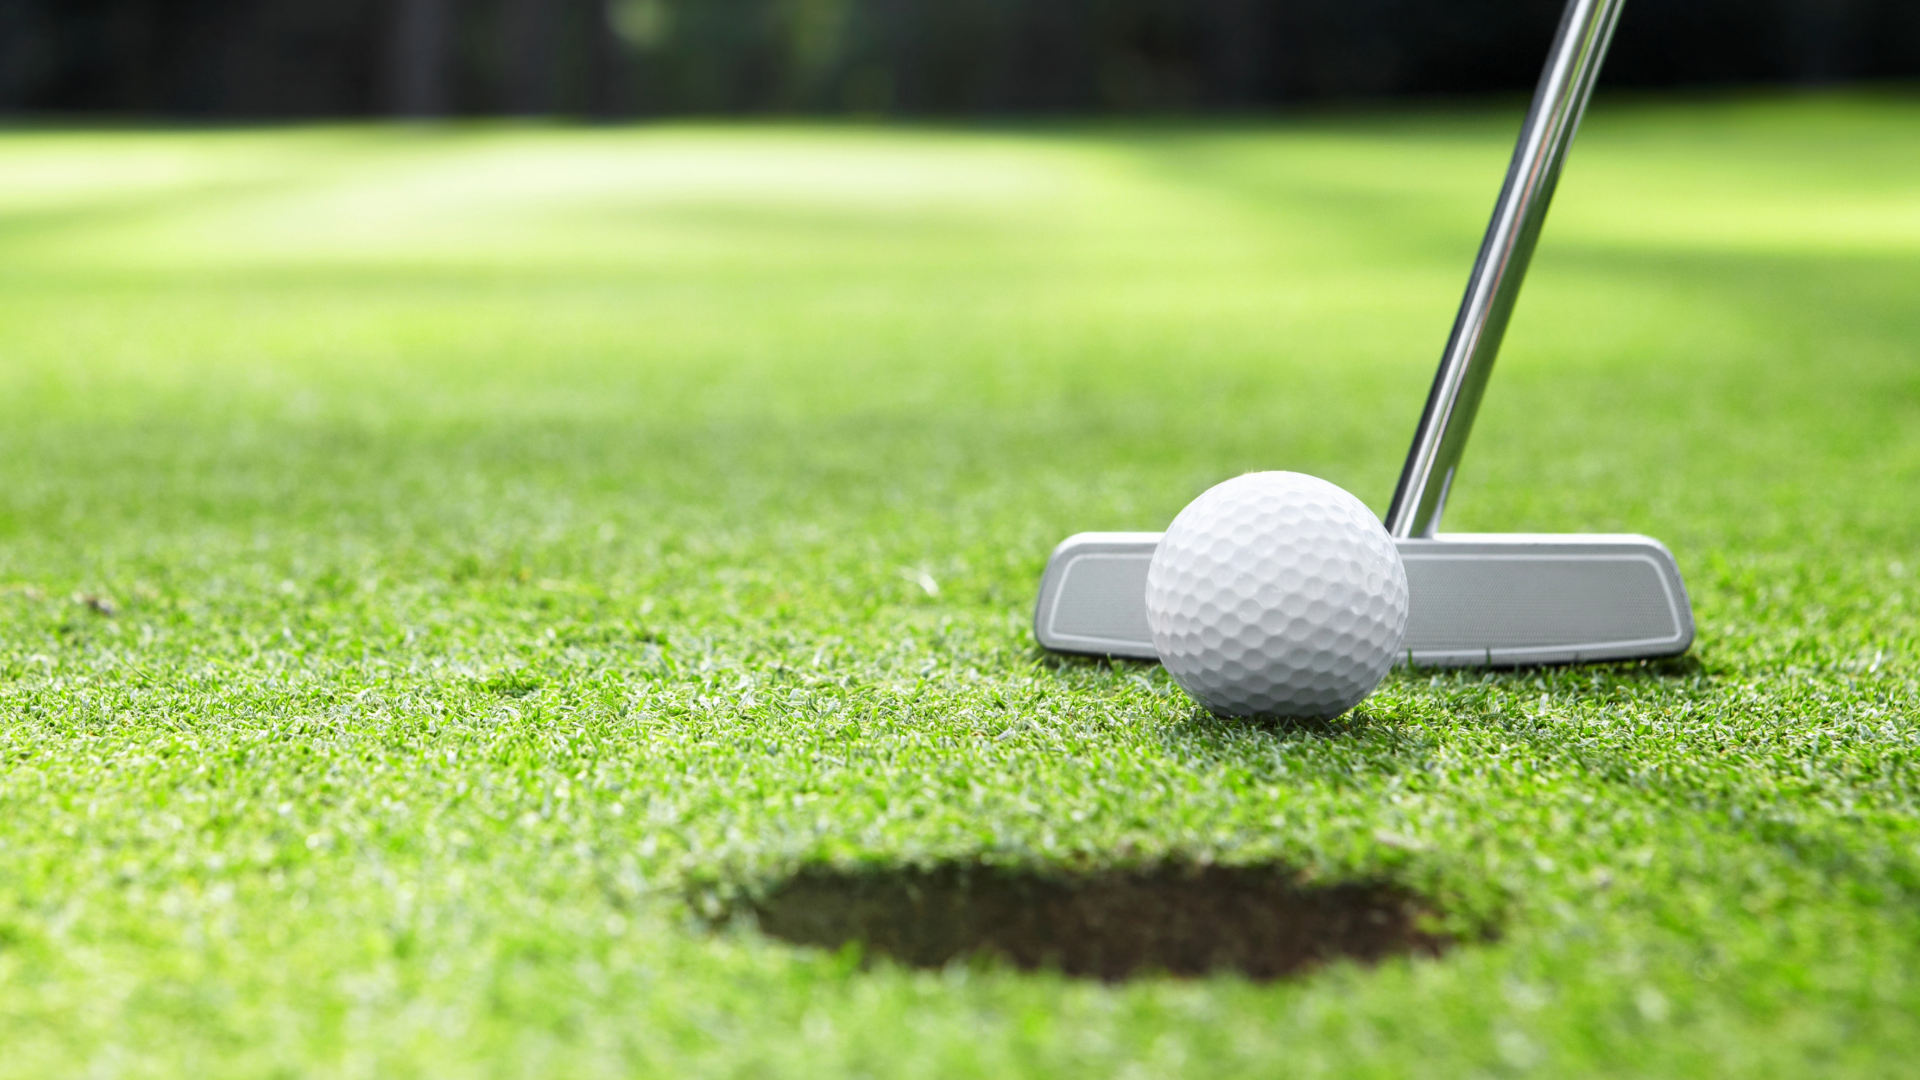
[1,90,1918,1077]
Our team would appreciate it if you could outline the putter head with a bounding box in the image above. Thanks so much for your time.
[1033,531,1694,667]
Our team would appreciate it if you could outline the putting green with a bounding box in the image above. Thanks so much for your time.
[2,93,1918,1076]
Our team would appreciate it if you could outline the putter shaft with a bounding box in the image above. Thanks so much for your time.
[1384,0,1627,539]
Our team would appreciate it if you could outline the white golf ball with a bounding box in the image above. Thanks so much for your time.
[1145,471,1409,718]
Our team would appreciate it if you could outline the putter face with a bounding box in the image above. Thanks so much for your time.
[1033,532,1694,667]
[1031,533,1162,658]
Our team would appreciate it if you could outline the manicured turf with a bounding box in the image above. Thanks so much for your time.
[2,92,1918,1076]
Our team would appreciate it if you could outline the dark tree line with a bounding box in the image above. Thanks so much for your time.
[3,0,1916,117]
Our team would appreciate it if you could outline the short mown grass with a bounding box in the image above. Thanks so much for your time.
[2,93,1918,1077]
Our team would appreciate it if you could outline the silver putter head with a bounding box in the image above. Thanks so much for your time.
[1030,0,1692,670]
[1032,531,1694,667]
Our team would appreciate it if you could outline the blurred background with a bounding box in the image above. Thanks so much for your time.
[3,0,1916,119]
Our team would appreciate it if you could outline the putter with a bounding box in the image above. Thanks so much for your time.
[1032,0,1694,668]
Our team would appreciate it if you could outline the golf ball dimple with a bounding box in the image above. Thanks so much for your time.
[1145,471,1409,718]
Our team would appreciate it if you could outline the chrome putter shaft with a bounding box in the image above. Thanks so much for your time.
[1387,0,1624,538]
[1032,0,1695,667]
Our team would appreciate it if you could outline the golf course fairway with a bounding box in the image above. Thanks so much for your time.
[1,93,1918,1076]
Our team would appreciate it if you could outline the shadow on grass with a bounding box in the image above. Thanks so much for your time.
[1028,647,1160,674]
[712,861,1454,982]
[1401,653,1709,683]
[1166,705,1402,745]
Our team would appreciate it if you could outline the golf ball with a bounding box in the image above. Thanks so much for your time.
[1145,471,1409,718]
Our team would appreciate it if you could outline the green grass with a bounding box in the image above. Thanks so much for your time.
[2,91,1919,1077]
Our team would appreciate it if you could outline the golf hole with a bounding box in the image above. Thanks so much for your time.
[724,862,1454,982]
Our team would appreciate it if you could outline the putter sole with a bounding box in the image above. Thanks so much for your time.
[1034,531,1693,667]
